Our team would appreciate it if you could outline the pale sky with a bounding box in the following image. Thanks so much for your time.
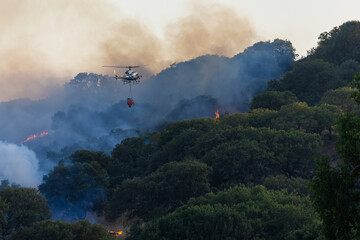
[114,0,360,57]
[0,0,359,102]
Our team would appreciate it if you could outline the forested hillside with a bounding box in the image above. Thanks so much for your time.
[1,21,360,240]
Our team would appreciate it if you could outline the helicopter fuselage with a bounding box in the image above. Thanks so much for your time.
[115,70,141,84]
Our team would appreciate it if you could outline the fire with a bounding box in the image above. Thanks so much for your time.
[215,109,220,119]
[108,230,123,236]
[23,131,49,143]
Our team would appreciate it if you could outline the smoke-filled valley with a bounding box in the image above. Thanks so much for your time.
[0,39,295,174]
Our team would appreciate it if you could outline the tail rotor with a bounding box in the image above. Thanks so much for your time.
[114,70,117,80]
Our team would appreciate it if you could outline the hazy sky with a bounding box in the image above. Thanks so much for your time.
[118,0,360,57]
[0,0,359,102]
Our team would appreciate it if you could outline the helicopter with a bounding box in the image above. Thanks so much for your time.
[103,65,143,84]
[103,65,144,108]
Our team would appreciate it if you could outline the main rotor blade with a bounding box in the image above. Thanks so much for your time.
[102,65,145,68]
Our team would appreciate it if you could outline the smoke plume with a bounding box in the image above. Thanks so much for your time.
[100,2,256,73]
[0,0,257,101]
[166,2,255,62]
[0,141,41,187]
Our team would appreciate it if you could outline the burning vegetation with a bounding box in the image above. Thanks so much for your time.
[215,109,220,119]
[23,131,49,143]
[108,230,123,237]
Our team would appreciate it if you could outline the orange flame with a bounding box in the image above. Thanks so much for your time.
[108,230,123,236]
[215,109,220,119]
[23,131,49,143]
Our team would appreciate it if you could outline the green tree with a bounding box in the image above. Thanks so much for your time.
[70,150,111,187]
[313,21,360,65]
[220,109,277,129]
[201,139,274,185]
[109,137,153,185]
[262,175,309,196]
[320,87,357,112]
[310,73,360,239]
[148,119,217,171]
[11,220,115,240]
[132,185,321,240]
[338,59,360,84]
[197,127,322,186]
[237,39,296,76]
[274,102,341,134]
[0,188,51,239]
[221,103,340,135]
[0,197,9,238]
[0,180,20,191]
[105,160,212,220]
[310,157,357,240]
[269,59,341,105]
[39,161,105,221]
[237,127,322,178]
[250,90,299,110]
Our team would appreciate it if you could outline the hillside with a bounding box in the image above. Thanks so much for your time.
[1,21,360,240]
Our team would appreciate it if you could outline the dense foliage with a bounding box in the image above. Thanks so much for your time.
[268,59,343,104]
[106,160,211,220]
[39,153,108,221]
[310,74,360,239]
[0,188,114,240]
[250,90,299,110]
[222,102,340,134]
[0,188,51,240]
[130,185,321,240]
[319,87,358,112]
[11,220,114,240]
[313,21,360,64]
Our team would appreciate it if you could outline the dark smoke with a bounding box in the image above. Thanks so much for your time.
[0,0,257,102]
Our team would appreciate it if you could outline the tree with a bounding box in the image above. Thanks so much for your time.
[0,188,51,239]
[0,180,20,191]
[148,119,217,171]
[105,160,212,220]
[310,73,360,239]
[236,39,297,76]
[262,175,309,196]
[109,137,153,185]
[310,157,357,240]
[70,150,112,187]
[338,59,360,84]
[222,102,340,135]
[320,87,358,112]
[312,21,360,65]
[11,220,115,240]
[197,127,322,186]
[274,102,341,134]
[269,59,341,105]
[131,185,321,240]
[201,139,274,185]
[0,197,9,238]
[149,128,206,171]
[39,161,106,221]
[250,90,298,110]
[220,108,277,129]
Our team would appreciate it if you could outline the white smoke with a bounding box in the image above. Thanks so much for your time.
[0,141,41,187]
